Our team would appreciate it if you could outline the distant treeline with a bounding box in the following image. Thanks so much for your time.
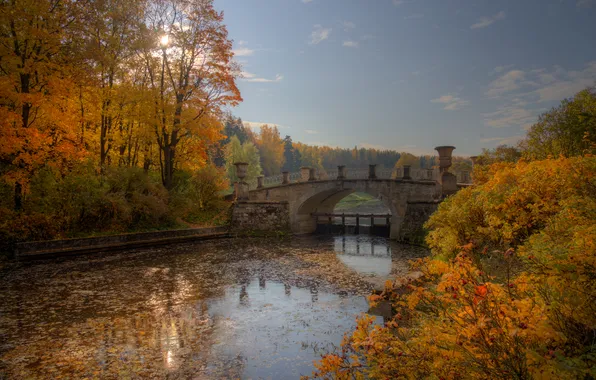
[212,116,472,181]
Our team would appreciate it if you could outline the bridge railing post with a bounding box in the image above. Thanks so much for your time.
[308,167,316,181]
[368,164,377,179]
[256,175,264,189]
[282,171,290,184]
[300,167,310,182]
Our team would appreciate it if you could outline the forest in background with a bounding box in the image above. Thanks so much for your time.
[215,115,473,184]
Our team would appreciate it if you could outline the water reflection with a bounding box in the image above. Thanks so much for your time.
[0,236,426,379]
[334,235,393,277]
[207,278,371,379]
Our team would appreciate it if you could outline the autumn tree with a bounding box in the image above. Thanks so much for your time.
[0,0,86,210]
[520,86,596,159]
[142,0,241,189]
[394,152,420,168]
[255,125,284,176]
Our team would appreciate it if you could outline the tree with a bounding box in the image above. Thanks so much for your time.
[0,0,86,210]
[282,135,301,172]
[223,136,261,182]
[255,125,284,176]
[394,152,421,169]
[81,0,145,171]
[142,0,241,189]
[475,144,522,165]
[310,155,596,379]
[520,86,596,159]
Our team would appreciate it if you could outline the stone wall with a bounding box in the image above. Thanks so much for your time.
[15,226,229,259]
[231,201,290,234]
[398,201,440,245]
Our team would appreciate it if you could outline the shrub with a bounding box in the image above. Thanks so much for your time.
[309,156,596,379]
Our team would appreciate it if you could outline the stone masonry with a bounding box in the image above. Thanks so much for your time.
[231,201,290,233]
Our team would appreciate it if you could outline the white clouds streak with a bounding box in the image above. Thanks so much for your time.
[241,71,284,83]
[431,94,469,111]
[470,11,505,29]
[309,25,331,45]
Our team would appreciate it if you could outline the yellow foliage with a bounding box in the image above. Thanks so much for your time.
[309,156,596,379]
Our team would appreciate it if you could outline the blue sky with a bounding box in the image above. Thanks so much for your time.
[215,0,596,156]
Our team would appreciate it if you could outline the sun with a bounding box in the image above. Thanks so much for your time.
[160,34,169,46]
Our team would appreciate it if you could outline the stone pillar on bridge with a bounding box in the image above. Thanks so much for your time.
[257,175,264,189]
[402,165,412,180]
[282,171,290,184]
[427,169,434,180]
[435,146,457,196]
[300,167,311,182]
[337,165,346,180]
[369,164,377,179]
[233,162,250,201]
[308,167,316,181]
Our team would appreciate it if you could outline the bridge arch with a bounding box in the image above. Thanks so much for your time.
[245,178,439,239]
[294,185,402,238]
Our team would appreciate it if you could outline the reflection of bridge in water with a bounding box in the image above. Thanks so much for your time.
[313,212,392,237]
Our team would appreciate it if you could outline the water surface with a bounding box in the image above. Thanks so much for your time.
[0,235,428,379]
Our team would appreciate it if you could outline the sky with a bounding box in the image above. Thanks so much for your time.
[215,0,596,156]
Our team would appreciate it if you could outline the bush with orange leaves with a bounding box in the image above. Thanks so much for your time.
[307,155,596,379]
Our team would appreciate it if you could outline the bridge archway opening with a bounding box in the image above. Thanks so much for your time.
[295,188,396,238]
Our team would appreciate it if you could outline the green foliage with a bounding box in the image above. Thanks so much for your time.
[224,135,262,182]
[0,162,232,252]
[520,86,596,159]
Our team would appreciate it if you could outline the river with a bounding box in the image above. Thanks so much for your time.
[0,235,428,379]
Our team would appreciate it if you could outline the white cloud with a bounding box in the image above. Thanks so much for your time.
[577,0,595,7]
[360,142,390,150]
[490,64,514,75]
[480,135,525,146]
[342,21,355,32]
[243,121,288,129]
[404,13,424,19]
[470,11,505,29]
[233,47,254,57]
[529,62,596,102]
[487,61,596,101]
[304,129,318,134]
[241,71,284,83]
[486,69,525,97]
[431,94,469,111]
[483,105,537,129]
[309,25,331,45]
[342,40,359,48]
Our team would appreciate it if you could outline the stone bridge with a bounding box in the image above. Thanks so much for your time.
[230,146,468,242]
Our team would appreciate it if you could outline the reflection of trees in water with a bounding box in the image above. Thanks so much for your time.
[239,285,250,307]
[310,286,319,303]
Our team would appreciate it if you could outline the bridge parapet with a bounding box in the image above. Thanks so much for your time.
[231,145,473,240]
[246,166,442,189]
